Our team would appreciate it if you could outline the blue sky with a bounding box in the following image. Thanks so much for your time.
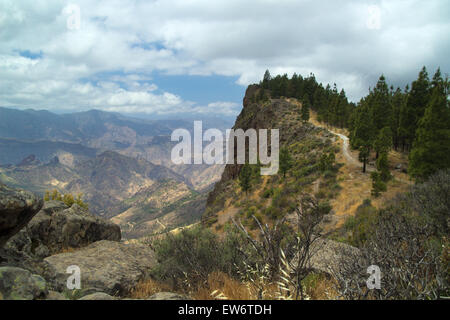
[0,0,449,119]
[151,74,245,106]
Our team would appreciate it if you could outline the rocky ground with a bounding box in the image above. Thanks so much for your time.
[0,181,359,300]
[0,182,181,300]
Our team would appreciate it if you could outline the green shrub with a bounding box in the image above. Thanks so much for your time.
[343,200,378,247]
[262,188,274,198]
[150,226,246,289]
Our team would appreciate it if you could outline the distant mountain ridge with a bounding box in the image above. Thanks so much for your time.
[0,150,195,218]
[0,107,192,143]
[0,106,230,237]
[0,107,229,190]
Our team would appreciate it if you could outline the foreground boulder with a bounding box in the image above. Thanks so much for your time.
[44,240,156,296]
[79,292,117,300]
[309,239,361,275]
[148,292,190,300]
[0,266,47,300]
[0,183,43,248]
[6,201,121,258]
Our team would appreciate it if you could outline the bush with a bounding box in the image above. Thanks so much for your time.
[44,189,88,209]
[343,199,378,247]
[261,188,274,199]
[150,226,247,289]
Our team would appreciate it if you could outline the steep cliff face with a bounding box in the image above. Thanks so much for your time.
[203,85,337,227]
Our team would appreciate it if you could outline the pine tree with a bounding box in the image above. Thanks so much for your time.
[398,84,411,151]
[279,147,293,178]
[371,75,392,133]
[301,94,310,122]
[376,152,391,182]
[239,164,252,194]
[373,126,393,159]
[402,67,431,150]
[391,88,405,150]
[319,152,335,172]
[352,102,376,173]
[409,70,450,180]
[371,172,387,197]
[262,70,271,89]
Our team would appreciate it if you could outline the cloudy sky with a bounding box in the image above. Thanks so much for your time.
[1,0,449,118]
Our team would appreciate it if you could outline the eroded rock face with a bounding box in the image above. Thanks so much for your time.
[6,201,121,258]
[44,240,156,296]
[0,266,47,300]
[0,183,43,248]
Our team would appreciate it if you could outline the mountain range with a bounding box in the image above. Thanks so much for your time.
[0,107,233,238]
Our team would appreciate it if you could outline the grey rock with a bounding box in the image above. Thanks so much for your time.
[44,240,156,296]
[46,290,67,300]
[0,183,43,248]
[0,266,48,300]
[6,201,121,258]
[308,239,361,275]
[79,292,117,300]
[147,292,190,300]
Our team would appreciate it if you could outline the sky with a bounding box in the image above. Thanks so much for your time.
[0,0,449,118]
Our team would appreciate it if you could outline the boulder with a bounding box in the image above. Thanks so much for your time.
[44,240,156,296]
[0,183,43,248]
[308,239,361,275]
[0,266,47,300]
[79,292,117,300]
[46,290,67,300]
[148,292,190,300]
[6,201,121,258]
[0,246,57,287]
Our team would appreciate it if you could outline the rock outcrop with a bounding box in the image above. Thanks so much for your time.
[6,201,121,258]
[309,239,361,275]
[0,182,43,248]
[0,266,47,300]
[44,240,156,296]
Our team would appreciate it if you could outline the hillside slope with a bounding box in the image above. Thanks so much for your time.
[203,85,340,230]
[204,85,413,233]
[0,151,205,239]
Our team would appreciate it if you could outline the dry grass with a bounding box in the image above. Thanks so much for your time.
[55,246,79,254]
[193,272,254,300]
[131,272,340,300]
[308,110,413,231]
[129,272,332,300]
[129,278,173,299]
[303,274,340,300]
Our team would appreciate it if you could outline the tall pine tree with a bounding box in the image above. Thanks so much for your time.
[409,69,450,180]
[401,67,431,151]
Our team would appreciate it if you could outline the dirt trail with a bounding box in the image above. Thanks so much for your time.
[327,130,360,167]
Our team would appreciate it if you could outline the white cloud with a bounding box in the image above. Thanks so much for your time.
[0,0,448,114]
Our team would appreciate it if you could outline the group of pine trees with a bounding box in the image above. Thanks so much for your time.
[349,67,449,182]
[261,70,354,128]
[258,67,449,184]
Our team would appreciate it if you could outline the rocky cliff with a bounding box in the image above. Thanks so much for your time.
[203,85,335,227]
[0,183,158,300]
[0,182,43,247]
